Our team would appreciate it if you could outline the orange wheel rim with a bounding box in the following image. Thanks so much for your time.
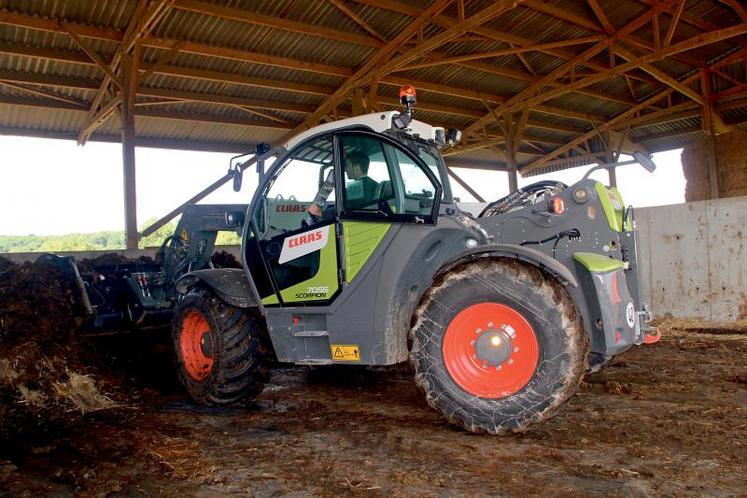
[180,311,214,381]
[442,302,539,398]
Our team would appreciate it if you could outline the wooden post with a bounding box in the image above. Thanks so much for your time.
[504,113,519,193]
[121,48,139,249]
[608,166,617,187]
[701,71,720,199]
[351,87,367,115]
[607,146,617,187]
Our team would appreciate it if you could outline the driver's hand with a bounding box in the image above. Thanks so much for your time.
[307,203,322,217]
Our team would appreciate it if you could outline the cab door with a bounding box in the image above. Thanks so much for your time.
[243,134,343,307]
[334,130,443,283]
[243,130,448,365]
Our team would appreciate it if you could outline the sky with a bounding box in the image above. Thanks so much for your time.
[0,135,686,236]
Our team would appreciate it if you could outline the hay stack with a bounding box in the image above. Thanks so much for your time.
[682,129,747,201]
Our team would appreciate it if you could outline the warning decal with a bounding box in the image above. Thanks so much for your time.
[330,344,361,362]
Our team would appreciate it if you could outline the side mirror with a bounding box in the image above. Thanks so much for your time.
[446,128,462,146]
[633,151,656,173]
[229,166,243,192]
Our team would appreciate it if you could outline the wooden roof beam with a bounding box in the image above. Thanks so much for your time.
[636,0,747,49]
[287,0,523,139]
[462,0,680,138]
[523,0,603,32]
[78,0,173,144]
[528,23,747,171]
[328,0,387,43]
[353,0,655,88]
[586,0,614,34]
[143,63,338,96]
[398,35,605,70]
[443,132,565,156]
[526,0,706,69]
[351,0,659,86]
[664,0,686,47]
[375,95,586,132]
[465,15,747,138]
[522,80,697,174]
[718,0,747,22]
[0,80,87,107]
[0,10,354,78]
[444,158,508,171]
[0,53,609,126]
[632,126,701,143]
[446,167,486,201]
[615,44,705,105]
[0,68,320,114]
[0,41,618,125]
[521,150,612,171]
[286,0,456,136]
[63,24,122,89]
[621,101,700,128]
[360,1,526,89]
[172,0,382,48]
[523,47,747,171]
[0,94,294,129]
[0,6,652,107]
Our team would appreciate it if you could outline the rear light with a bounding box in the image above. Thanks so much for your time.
[549,196,565,214]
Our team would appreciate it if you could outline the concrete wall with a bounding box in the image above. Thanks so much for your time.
[458,199,746,322]
[635,196,747,322]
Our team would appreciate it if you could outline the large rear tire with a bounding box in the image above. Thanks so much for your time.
[410,259,587,434]
[172,287,269,405]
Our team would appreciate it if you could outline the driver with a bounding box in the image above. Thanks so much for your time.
[342,151,379,210]
[306,151,379,220]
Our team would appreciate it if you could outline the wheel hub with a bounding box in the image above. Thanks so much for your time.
[442,302,539,398]
[200,331,213,358]
[180,311,215,381]
[474,329,513,366]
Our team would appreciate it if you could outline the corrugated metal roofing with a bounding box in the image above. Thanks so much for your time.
[0,0,744,175]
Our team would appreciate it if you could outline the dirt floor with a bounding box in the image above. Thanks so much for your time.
[0,322,745,497]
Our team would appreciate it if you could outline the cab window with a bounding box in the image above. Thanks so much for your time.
[339,133,439,220]
[393,148,438,216]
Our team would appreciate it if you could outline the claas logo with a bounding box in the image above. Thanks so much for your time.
[275,204,307,212]
[288,230,324,248]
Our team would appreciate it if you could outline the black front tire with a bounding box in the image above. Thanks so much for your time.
[410,259,587,434]
[172,287,269,405]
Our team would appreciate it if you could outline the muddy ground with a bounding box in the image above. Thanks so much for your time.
[0,323,745,497]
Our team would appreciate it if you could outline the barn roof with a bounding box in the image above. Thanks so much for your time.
[0,0,746,179]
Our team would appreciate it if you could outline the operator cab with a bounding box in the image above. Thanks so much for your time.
[243,86,459,307]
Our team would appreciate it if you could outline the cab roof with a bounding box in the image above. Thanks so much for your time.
[284,111,445,151]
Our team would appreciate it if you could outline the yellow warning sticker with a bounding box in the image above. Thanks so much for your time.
[330,344,361,362]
